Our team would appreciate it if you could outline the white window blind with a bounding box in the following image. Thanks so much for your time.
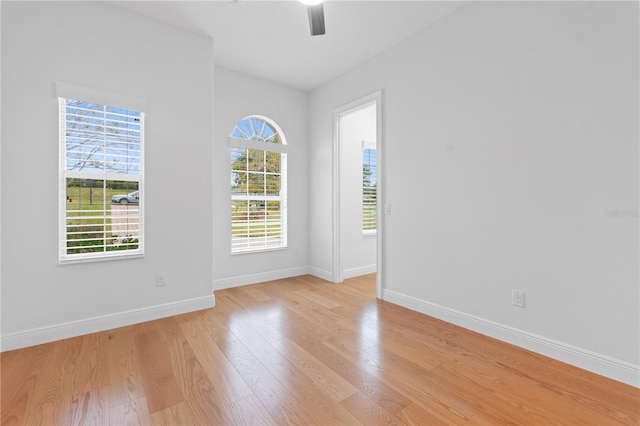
[363,140,377,233]
[230,116,287,253]
[59,97,144,263]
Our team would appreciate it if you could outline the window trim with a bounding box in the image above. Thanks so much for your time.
[58,89,145,264]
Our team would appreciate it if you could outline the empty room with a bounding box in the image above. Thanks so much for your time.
[1,0,638,424]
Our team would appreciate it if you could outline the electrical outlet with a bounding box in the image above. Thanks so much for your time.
[512,290,525,308]
[156,273,167,287]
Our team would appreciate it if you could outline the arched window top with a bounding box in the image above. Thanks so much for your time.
[232,115,286,145]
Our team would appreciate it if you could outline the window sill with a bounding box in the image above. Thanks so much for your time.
[363,230,377,237]
[231,246,287,256]
[59,251,144,265]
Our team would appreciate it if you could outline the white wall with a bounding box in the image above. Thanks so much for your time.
[1,1,214,348]
[309,1,639,385]
[340,104,377,278]
[213,67,309,289]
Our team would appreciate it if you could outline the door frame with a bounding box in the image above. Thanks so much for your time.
[332,90,383,299]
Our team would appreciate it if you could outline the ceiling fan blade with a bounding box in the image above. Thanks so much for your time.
[307,3,325,36]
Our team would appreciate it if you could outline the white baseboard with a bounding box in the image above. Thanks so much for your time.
[343,264,376,279]
[0,295,215,352]
[309,266,333,282]
[214,266,311,290]
[383,289,640,388]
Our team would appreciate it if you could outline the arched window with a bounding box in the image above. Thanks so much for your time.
[230,116,287,253]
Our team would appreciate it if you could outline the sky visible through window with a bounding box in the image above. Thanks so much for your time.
[65,99,141,175]
[363,147,377,186]
[232,116,280,143]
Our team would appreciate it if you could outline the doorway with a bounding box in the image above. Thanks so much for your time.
[333,91,382,299]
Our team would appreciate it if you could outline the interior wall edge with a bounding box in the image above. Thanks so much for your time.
[309,266,333,282]
[343,265,376,280]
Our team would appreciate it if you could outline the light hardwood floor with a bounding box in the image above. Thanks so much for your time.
[2,274,639,425]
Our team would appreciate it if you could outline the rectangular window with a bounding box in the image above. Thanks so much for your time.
[230,142,287,253]
[59,98,144,262]
[363,143,377,234]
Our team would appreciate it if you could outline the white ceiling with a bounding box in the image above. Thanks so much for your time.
[111,1,468,91]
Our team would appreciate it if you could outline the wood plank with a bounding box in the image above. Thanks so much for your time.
[20,374,68,426]
[109,397,151,426]
[372,331,443,372]
[225,314,363,425]
[133,329,183,414]
[271,337,359,403]
[292,288,342,309]
[1,348,43,425]
[394,402,446,426]
[283,318,412,416]
[156,317,235,425]
[174,316,254,405]
[339,391,396,425]
[54,332,110,396]
[66,386,109,425]
[198,311,319,425]
[149,402,200,426]
[108,326,145,407]
[274,294,379,352]
[20,339,78,425]
[490,371,639,425]
[362,345,473,424]
[225,394,278,426]
[493,348,640,417]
